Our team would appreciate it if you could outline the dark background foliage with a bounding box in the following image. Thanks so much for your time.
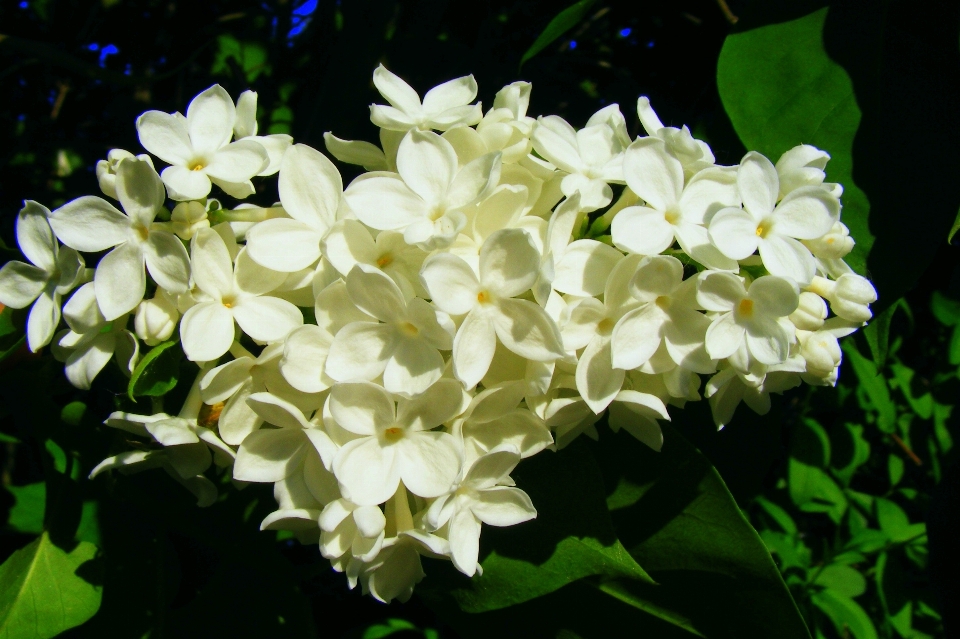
[1,0,959,637]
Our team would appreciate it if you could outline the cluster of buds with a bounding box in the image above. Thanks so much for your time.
[0,65,874,602]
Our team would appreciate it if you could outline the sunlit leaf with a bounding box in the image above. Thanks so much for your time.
[127,339,182,401]
[0,533,102,638]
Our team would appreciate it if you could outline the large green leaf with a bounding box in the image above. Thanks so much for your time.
[717,7,871,276]
[0,533,102,638]
[601,426,811,639]
[422,425,810,638]
[811,588,878,639]
[419,440,653,615]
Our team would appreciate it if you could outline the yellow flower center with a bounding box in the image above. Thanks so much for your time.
[738,298,754,317]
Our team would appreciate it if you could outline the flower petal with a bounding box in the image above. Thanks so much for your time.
[623,137,682,211]
[576,338,624,414]
[396,431,460,498]
[279,143,343,234]
[470,486,536,527]
[186,84,236,155]
[373,65,422,113]
[758,235,816,285]
[345,176,425,231]
[160,165,212,201]
[144,231,191,294]
[479,228,540,298]
[116,157,165,228]
[180,302,235,362]
[493,298,564,362]
[329,382,394,436]
[333,436,399,506]
[232,296,303,342]
[94,242,145,320]
[738,151,779,218]
[280,325,335,393]
[326,322,394,383]
[17,201,56,272]
[49,196,131,252]
[137,111,193,166]
[611,206,675,256]
[234,428,308,483]
[422,74,478,113]
[396,131,458,205]
[0,262,47,309]
[420,252,480,315]
[453,309,497,389]
[708,207,759,260]
[205,139,269,183]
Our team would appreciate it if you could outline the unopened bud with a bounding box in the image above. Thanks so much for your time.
[776,144,829,197]
[171,201,210,241]
[789,292,828,331]
[134,293,179,346]
[803,221,854,259]
[800,330,842,382]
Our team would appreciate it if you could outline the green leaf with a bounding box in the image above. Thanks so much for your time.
[790,418,831,468]
[717,7,872,275]
[831,424,871,487]
[363,618,417,639]
[788,459,847,523]
[842,340,897,432]
[519,0,595,67]
[811,588,878,639]
[948,206,960,244]
[755,496,798,534]
[812,564,867,598]
[603,426,811,638]
[0,307,25,363]
[864,301,895,369]
[423,426,809,638]
[889,363,933,420]
[127,339,182,401]
[420,441,653,615]
[875,498,925,544]
[5,483,45,534]
[888,454,905,487]
[930,291,960,326]
[0,533,102,638]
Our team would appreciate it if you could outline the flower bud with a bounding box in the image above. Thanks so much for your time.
[832,273,877,323]
[775,144,829,197]
[800,330,842,383]
[96,149,154,200]
[789,292,828,331]
[134,293,179,346]
[807,274,877,323]
[170,201,210,241]
[803,221,855,259]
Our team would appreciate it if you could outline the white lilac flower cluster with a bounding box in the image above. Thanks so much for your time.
[0,65,875,602]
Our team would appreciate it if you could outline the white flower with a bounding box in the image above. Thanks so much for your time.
[233,392,333,484]
[612,137,739,270]
[329,380,463,505]
[245,143,343,272]
[531,111,626,211]
[48,158,190,320]
[697,271,799,365]
[708,152,840,285]
[136,85,268,200]
[426,445,536,577]
[420,228,565,389]
[775,144,831,198]
[322,220,426,300]
[0,201,84,351]
[319,498,386,563]
[180,227,302,361]
[232,89,293,176]
[369,65,483,132]
[636,96,715,176]
[455,382,553,465]
[325,264,454,396]
[51,282,139,389]
[610,254,714,374]
[343,130,500,250]
[803,221,854,260]
[96,149,154,199]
